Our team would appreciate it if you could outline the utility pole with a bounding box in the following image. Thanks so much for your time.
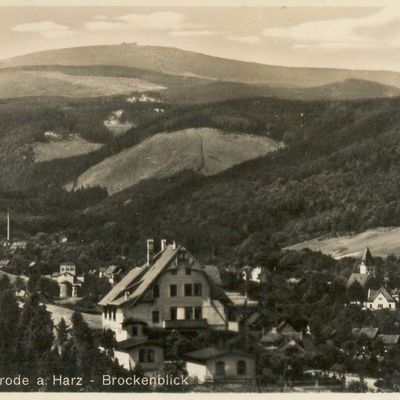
[6,209,10,242]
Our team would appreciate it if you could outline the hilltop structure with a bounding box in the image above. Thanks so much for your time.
[52,262,84,299]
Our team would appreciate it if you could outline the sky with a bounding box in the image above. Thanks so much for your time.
[1,3,400,71]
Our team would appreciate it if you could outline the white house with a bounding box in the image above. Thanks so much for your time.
[98,239,238,370]
[184,347,256,384]
[365,287,396,311]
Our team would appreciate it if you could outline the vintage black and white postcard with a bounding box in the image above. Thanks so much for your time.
[0,0,399,395]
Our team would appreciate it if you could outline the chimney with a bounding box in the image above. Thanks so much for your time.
[147,239,154,266]
[125,291,129,300]
[271,326,278,334]
[172,241,177,250]
[161,239,167,252]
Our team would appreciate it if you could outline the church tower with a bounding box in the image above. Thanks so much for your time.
[359,247,375,275]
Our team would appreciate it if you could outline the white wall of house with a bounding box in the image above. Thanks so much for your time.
[114,350,131,370]
[102,307,128,341]
[366,297,396,311]
[205,354,256,382]
[185,361,207,383]
[122,267,227,329]
[128,345,164,371]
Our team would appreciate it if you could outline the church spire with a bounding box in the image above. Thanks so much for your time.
[362,247,374,266]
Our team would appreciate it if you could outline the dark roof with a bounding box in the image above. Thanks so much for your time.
[368,287,396,303]
[122,318,148,326]
[347,273,370,288]
[246,312,261,326]
[278,340,305,354]
[301,334,317,354]
[362,247,374,266]
[352,327,379,340]
[277,321,300,334]
[225,292,258,307]
[184,347,255,362]
[260,328,283,345]
[115,338,163,351]
[99,245,231,307]
[204,265,222,285]
[98,265,146,306]
[378,334,400,345]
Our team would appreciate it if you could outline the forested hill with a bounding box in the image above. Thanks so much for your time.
[79,95,400,263]
[3,94,400,265]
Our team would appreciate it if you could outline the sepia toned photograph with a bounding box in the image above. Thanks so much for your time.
[1,0,400,394]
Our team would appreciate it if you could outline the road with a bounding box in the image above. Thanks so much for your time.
[45,303,102,330]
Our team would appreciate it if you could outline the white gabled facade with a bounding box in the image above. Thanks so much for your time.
[99,240,233,343]
[365,287,396,311]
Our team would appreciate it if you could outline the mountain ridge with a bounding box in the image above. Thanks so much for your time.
[3,43,400,90]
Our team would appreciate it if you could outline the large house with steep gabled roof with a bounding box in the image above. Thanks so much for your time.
[99,239,234,343]
[366,287,397,311]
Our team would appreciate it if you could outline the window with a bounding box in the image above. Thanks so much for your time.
[112,308,116,321]
[194,283,202,296]
[237,360,247,376]
[184,284,193,296]
[139,349,146,363]
[139,348,155,363]
[131,326,138,336]
[152,311,160,323]
[153,285,160,298]
[378,304,383,309]
[194,306,202,320]
[170,307,177,321]
[147,349,155,363]
[186,268,191,275]
[389,304,392,308]
[216,361,225,377]
[185,307,193,320]
[170,284,177,297]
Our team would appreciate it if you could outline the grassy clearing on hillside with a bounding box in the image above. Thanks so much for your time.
[0,70,165,98]
[68,128,283,194]
[33,135,104,162]
[286,227,400,259]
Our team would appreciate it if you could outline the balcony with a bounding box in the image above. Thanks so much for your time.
[163,319,208,329]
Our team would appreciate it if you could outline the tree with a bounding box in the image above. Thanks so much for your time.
[27,273,40,294]
[347,281,366,303]
[13,276,26,294]
[0,274,11,292]
[24,304,54,358]
[37,277,59,299]
[56,318,69,355]
[0,289,20,374]
[100,328,116,357]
